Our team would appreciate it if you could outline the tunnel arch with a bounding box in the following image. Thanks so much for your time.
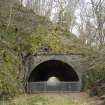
[28,60,80,82]
[25,54,84,92]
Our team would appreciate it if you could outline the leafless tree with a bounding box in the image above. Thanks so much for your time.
[78,0,105,49]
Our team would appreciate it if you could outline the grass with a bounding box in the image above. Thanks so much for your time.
[0,100,14,105]
[0,93,92,105]
[13,95,48,105]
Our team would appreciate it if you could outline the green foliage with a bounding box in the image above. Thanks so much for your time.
[0,0,83,100]
[30,24,82,54]
[0,48,20,99]
[2,0,105,100]
[82,48,105,93]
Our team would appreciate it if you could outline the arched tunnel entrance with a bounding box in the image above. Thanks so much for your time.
[28,60,81,92]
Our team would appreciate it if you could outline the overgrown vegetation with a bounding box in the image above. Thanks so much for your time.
[82,48,105,96]
[0,0,105,101]
[0,0,83,100]
[0,0,48,99]
[29,24,83,54]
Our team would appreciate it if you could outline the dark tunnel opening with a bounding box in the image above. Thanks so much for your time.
[28,60,79,82]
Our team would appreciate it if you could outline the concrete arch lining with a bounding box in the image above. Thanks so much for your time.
[28,60,80,82]
[27,55,83,81]
[25,54,84,92]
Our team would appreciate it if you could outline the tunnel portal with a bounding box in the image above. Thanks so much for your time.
[28,60,79,82]
[27,58,82,92]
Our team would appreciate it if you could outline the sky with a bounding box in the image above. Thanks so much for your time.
[72,0,92,36]
[21,0,92,37]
